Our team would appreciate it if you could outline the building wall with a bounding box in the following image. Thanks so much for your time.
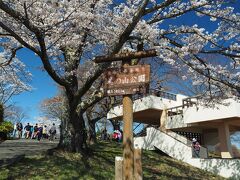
[183,99,240,124]
[108,95,187,119]
[203,131,219,152]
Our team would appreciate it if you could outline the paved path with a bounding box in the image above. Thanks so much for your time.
[0,139,58,167]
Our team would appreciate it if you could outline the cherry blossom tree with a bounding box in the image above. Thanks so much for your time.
[0,53,31,104]
[0,53,31,124]
[0,0,239,152]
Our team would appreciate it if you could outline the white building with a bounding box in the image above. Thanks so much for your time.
[107,91,240,178]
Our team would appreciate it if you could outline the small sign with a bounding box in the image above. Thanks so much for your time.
[104,65,150,96]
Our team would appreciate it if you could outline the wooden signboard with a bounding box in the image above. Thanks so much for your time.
[104,65,150,96]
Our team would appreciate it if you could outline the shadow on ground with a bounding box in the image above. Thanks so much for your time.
[0,142,224,180]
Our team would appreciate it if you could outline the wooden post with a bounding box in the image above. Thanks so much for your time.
[93,49,156,180]
[122,58,134,180]
[115,156,123,180]
[134,147,142,180]
[123,94,134,180]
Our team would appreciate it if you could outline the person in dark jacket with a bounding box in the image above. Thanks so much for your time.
[24,123,31,139]
[17,122,23,139]
[32,123,38,139]
[37,125,43,141]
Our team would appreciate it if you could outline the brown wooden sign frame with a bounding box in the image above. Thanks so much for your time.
[103,65,150,96]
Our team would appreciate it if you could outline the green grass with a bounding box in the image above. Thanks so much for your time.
[0,142,224,180]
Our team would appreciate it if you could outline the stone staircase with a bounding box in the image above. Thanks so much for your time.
[134,127,240,178]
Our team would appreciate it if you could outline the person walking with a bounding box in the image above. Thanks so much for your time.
[192,138,201,158]
[42,125,48,139]
[49,123,56,142]
[32,123,38,139]
[37,124,43,141]
[30,125,34,139]
[24,123,31,139]
[12,122,17,138]
[17,122,23,139]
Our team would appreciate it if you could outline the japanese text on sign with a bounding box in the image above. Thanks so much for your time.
[104,65,150,96]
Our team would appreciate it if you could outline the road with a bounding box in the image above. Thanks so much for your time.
[0,139,58,167]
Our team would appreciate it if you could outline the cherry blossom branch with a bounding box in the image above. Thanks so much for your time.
[0,0,70,88]
[144,0,177,15]
[74,0,150,109]
[0,47,22,67]
[148,2,209,24]
[167,46,240,93]
[0,21,39,54]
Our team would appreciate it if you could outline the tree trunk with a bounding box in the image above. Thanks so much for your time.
[69,111,88,153]
[58,103,88,154]
[0,103,3,124]
[88,119,97,145]
[58,116,66,148]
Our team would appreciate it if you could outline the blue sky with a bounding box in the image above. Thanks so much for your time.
[11,49,57,124]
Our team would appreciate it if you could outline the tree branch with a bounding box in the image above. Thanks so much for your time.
[144,0,177,15]
[73,0,151,109]
[0,0,71,87]
[0,21,40,54]
[0,47,22,67]
[148,2,209,24]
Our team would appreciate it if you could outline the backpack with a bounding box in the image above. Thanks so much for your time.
[49,128,56,134]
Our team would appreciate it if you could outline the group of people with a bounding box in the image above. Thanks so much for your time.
[13,122,201,157]
[13,122,57,142]
[99,128,123,142]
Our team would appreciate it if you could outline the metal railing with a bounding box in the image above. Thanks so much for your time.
[167,96,199,117]
[167,105,184,117]
[182,97,198,108]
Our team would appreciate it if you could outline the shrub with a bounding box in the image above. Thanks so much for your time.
[0,121,14,133]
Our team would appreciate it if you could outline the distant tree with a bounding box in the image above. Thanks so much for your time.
[4,105,28,124]
[1,1,239,153]
[40,95,66,121]
[39,88,68,147]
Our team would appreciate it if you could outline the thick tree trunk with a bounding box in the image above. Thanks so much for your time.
[58,116,66,148]
[68,111,88,153]
[58,103,88,153]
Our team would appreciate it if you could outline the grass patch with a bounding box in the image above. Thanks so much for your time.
[0,142,224,180]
